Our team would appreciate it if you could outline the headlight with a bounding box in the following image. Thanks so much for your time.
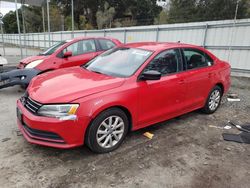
[37,104,79,120]
[25,60,44,69]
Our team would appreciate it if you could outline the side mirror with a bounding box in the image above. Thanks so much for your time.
[140,70,161,81]
[63,51,72,58]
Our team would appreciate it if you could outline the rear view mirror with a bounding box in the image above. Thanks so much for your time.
[63,51,72,58]
[140,70,161,81]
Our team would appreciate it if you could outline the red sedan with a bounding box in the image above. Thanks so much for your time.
[17,37,122,71]
[16,42,231,153]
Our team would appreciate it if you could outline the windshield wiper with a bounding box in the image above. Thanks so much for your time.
[91,70,103,74]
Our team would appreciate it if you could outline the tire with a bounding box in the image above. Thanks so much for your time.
[202,85,222,114]
[85,108,129,153]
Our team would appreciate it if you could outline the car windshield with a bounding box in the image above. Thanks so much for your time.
[40,41,68,56]
[84,47,153,77]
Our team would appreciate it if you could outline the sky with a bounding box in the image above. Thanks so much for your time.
[0,1,21,16]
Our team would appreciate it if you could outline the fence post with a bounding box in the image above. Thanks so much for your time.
[203,24,208,47]
[155,27,159,42]
[0,24,6,56]
[37,34,39,49]
[123,29,127,44]
[50,32,54,46]
[32,33,35,48]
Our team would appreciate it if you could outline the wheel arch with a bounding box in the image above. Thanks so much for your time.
[90,105,133,131]
[215,82,224,95]
[84,105,133,146]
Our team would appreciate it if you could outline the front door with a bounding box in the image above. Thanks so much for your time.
[60,39,98,68]
[137,48,187,128]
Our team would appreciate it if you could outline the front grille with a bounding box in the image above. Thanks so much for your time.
[23,96,42,114]
[23,123,64,142]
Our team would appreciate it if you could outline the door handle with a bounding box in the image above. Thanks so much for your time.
[178,80,185,84]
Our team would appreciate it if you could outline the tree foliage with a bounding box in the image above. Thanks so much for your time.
[3,5,43,33]
[167,0,250,23]
[2,11,18,33]
[154,10,168,24]
[1,0,250,33]
[96,2,115,29]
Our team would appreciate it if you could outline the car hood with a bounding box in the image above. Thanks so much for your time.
[20,55,49,65]
[28,67,125,103]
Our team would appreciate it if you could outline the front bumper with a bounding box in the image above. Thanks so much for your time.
[17,100,90,149]
[0,68,40,89]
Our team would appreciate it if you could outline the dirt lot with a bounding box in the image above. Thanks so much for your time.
[0,76,250,188]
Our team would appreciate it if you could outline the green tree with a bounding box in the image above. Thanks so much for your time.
[23,6,43,32]
[96,2,116,29]
[56,0,101,28]
[197,0,249,21]
[49,5,63,31]
[107,0,161,25]
[2,11,18,33]
[168,0,197,23]
[3,5,44,33]
[168,0,250,24]
[154,9,169,24]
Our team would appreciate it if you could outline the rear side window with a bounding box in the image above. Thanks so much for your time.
[99,39,116,50]
[63,39,96,56]
[144,49,183,76]
[183,48,213,70]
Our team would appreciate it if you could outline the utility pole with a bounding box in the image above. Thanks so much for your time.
[228,0,240,61]
[71,0,74,38]
[21,1,27,57]
[15,0,23,58]
[47,0,51,46]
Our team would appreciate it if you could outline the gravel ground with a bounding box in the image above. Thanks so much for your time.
[0,76,250,188]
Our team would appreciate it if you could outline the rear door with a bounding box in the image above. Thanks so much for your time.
[59,39,98,68]
[181,48,215,109]
[137,48,188,127]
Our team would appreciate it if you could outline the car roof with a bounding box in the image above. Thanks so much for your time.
[121,42,201,52]
[72,36,118,41]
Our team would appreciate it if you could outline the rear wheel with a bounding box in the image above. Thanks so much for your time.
[202,86,222,114]
[86,108,129,153]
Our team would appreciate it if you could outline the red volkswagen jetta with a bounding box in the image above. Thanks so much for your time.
[17,42,231,153]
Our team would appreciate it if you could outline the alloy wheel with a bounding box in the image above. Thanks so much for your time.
[96,115,125,149]
[208,89,221,111]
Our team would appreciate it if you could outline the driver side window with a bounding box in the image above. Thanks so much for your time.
[63,39,96,56]
[144,49,182,76]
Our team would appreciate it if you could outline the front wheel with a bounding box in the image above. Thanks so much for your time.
[202,86,222,114]
[85,108,129,153]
